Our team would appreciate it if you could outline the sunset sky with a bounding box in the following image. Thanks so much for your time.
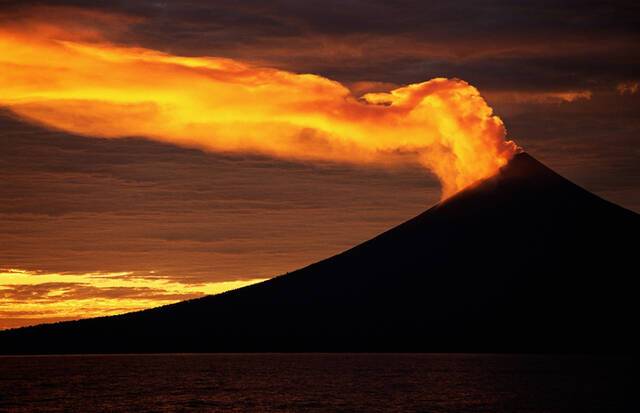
[1,1,639,329]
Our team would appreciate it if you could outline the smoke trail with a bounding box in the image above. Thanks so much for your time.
[0,15,518,198]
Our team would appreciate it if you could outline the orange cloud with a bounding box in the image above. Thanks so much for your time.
[485,90,592,104]
[347,81,399,96]
[0,16,518,198]
[0,5,139,42]
[617,81,639,95]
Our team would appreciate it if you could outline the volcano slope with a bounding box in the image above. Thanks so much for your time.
[1,153,638,353]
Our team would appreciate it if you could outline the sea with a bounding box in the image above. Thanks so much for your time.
[0,353,633,412]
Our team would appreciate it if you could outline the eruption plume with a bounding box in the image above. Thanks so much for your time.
[0,14,518,198]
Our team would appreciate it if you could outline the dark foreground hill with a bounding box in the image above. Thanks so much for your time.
[1,153,638,354]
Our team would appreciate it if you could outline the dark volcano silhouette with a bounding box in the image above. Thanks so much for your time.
[1,153,638,353]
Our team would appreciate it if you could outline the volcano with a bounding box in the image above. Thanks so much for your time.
[1,153,637,354]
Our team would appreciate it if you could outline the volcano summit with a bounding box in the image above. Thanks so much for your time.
[0,153,637,354]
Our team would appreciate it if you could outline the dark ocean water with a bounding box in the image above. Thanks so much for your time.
[0,354,634,412]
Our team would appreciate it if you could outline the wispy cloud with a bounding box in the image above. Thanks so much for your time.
[485,90,592,105]
[617,81,639,95]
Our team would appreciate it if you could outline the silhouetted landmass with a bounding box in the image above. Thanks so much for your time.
[1,153,638,353]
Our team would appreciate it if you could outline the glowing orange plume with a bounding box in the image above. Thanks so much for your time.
[0,18,518,198]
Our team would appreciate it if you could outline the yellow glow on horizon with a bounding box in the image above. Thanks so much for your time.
[0,268,265,330]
